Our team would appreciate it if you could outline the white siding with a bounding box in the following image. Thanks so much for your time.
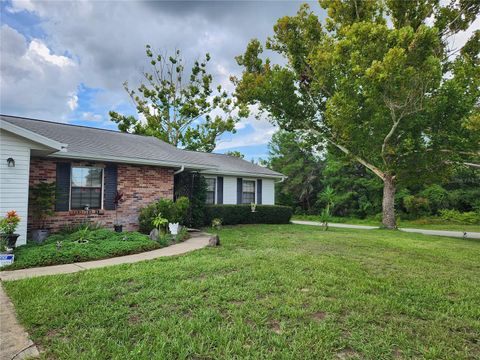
[262,179,275,205]
[0,130,32,246]
[203,175,276,205]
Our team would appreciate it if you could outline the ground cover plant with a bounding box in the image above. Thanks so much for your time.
[3,224,480,359]
[2,228,161,270]
[292,214,480,232]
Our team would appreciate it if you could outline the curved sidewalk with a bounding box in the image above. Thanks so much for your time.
[292,220,480,239]
[0,232,211,282]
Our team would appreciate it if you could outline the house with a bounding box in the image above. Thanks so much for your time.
[0,115,284,246]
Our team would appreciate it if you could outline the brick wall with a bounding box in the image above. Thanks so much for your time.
[28,157,174,233]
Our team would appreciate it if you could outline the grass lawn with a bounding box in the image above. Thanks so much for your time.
[293,214,480,232]
[2,229,161,270]
[3,224,480,359]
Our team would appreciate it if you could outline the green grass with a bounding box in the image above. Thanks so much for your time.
[4,224,480,359]
[293,214,480,232]
[2,229,161,270]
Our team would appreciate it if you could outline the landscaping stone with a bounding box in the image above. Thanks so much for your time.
[149,228,159,241]
[208,234,220,247]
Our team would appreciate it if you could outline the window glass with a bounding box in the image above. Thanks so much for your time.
[242,180,255,204]
[205,178,216,205]
[71,167,103,209]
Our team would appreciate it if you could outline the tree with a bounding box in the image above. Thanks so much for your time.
[268,130,324,212]
[234,0,480,228]
[110,46,248,152]
[224,150,245,158]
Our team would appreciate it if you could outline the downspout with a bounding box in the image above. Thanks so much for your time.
[174,165,185,175]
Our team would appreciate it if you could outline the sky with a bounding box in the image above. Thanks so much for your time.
[0,0,315,161]
[1,1,477,161]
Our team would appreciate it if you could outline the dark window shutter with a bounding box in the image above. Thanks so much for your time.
[104,164,118,210]
[55,162,71,211]
[257,179,262,204]
[217,177,223,204]
[237,178,243,204]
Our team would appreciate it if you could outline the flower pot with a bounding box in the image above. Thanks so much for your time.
[32,229,50,244]
[114,225,123,233]
[168,223,180,235]
[2,233,20,248]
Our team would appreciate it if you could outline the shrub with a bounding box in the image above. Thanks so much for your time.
[420,185,449,214]
[138,197,190,234]
[403,195,430,218]
[439,209,480,224]
[204,205,292,225]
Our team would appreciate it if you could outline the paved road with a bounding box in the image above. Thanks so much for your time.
[292,220,480,239]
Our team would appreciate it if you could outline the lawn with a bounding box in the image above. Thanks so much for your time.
[293,214,480,232]
[2,229,162,270]
[3,224,480,359]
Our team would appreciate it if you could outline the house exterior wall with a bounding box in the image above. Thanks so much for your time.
[28,158,174,234]
[203,175,275,205]
[0,130,33,246]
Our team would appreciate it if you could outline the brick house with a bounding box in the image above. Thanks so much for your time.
[0,115,284,245]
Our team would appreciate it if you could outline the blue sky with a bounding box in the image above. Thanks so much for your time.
[0,0,308,161]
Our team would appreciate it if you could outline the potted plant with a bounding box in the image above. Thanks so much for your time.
[0,210,21,249]
[168,197,189,235]
[113,191,124,232]
[30,181,55,243]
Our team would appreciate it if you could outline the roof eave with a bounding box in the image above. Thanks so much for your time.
[49,151,217,170]
[200,169,284,179]
[1,119,68,151]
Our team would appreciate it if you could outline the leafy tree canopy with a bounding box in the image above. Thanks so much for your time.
[234,0,480,228]
[110,46,249,152]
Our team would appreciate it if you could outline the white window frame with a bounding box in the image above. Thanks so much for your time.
[204,176,217,205]
[70,166,104,210]
[242,178,256,204]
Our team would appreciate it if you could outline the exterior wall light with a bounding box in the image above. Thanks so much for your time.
[7,157,15,167]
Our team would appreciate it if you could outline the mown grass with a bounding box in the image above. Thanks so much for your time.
[293,214,480,232]
[2,229,161,270]
[3,224,480,359]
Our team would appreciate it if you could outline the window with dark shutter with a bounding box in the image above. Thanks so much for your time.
[104,164,117,210]
[257,179,262,204]
[217,177,223,204]
[70,167,103,210]
[55,163,71,211]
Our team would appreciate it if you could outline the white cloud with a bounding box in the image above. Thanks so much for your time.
[81,112,103,122]
[0,25,80,120]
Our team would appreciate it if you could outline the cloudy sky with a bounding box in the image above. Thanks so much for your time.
[1,0,317,160]
[1,1,477,161]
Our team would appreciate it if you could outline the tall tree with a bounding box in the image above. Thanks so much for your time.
[268,130,324,212]
[110,46,248,152]
[234,0,480,228]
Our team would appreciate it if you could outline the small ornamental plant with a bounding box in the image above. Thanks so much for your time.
[250,203,257,213]
[0,210,21,235]
[211,218,222,231]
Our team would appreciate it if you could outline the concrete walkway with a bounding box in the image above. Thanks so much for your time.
[0,232,211,282]
[292,220,480,239]
[0,284,40,359]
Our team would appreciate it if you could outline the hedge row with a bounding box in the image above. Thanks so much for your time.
[204,205,293,225]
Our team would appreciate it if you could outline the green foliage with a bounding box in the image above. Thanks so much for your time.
[439,209,480,225]
[204,205,292,225]
[267,130,324,212]
[138,197,190,234]
[30,181,56,228]
[224,151,245,159]
[110,46,247,152]
[235,1,480,228]
[420,184,449,214]
[403,195,430,218]
[4,229,160,270]
[152,214,168,232]
[58,221,103,235]
[0,210,21,235]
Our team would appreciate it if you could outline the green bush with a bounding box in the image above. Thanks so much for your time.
[421,185,449,214]
[204,205,293,225]
[439,209,480,224]
[403,195,430,218]
[138,197,190,234]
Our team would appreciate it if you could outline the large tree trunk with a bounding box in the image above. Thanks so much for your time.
[382,174,396,229]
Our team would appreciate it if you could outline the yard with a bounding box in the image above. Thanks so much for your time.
[3,224,480,359]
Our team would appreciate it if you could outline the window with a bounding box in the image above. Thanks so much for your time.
[242,180,255,204]
[71,167,103,209]
[205,178,216,204]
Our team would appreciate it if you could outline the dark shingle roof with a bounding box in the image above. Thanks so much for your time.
[1,114,283,178]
